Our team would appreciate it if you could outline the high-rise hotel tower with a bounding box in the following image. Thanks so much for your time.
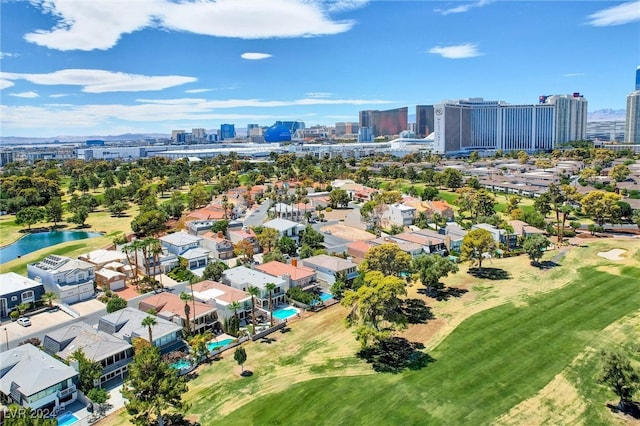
[625,66,640,143]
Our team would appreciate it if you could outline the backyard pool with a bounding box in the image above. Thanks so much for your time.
[272,307,299,320]
[57,412,79,426]
[310,292,333,306]
[207,338,235,352]
[170,359,192,370]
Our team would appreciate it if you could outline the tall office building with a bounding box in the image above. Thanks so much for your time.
[358,107,408,137]
[171,130,186,143]
[416,105,435,137]
[625,90,640,143]
[335,122,359,136]
[636,66,640,91]
[220,124,235,140]
[432,98,555,154]
[542,93,587,144]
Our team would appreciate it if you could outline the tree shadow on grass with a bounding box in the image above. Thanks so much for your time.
[357,337,436,374]
[163,413,201,426]
[416,286,469,301]
[468,267,510,280]
[402,298,435,324]
[606,401,640,420]
[534,260,559,270]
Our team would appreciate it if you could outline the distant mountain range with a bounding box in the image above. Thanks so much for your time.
[587,109,626,121]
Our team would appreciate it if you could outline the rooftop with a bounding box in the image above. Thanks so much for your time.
[139,292,215,319]
[302,254,357,272]
[98,307,182,343]
[159,231,202,246]
[254,261,316,281]
[222,266,286,289]
[30,254,93,272]
[263,218,303,232]
[0,272,43,294]
[191,280,251,305]
[43,322,131,361]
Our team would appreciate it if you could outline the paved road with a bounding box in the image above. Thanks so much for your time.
[243,198,271,228]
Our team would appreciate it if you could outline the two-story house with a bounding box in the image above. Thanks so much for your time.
[262,218,306,244]
[201,231,235,260]
[393,232,448,256]
[381,203,416,228]
[138,293,218,335]
[221,266,288,310]
[472,223,518,250]
[441,223,467,252]
[191,280,252,323]
[98,307,185,354]
[78,249,128,270]
[301,254,359,285]
[0,344,79,413]
[159,231,210,271]
[43,322,133,386]
[27,255,95,304]
[0,273,45,318]
[255,260,317,289]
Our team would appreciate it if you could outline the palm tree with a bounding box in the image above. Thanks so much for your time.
[148,238,163,280]
[265,282,277,327]
[247,286,260,335]
[141,315,157,345]
[42,291,57,307]
[180,292,193,336]
[228,301,241,336]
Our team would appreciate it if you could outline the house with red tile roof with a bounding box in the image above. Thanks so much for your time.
[138,292,218,334]
[201,231,235,260]
[254,260,317,289]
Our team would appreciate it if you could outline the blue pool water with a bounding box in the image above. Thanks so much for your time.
[272,307,298,320]
[170,359,191,370]
[319,292,332,302]
[0,231,102,264]
[207,338,234,352]
[57,412,79,426]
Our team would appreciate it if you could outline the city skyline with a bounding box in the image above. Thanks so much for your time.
[1,0,639,138]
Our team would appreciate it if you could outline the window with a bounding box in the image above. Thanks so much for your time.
[21,291,34,302]
[11,296,18,302]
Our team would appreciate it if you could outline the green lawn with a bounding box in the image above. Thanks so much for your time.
[219,265,640,425]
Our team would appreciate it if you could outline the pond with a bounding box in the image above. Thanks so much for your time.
[0,230,103,264]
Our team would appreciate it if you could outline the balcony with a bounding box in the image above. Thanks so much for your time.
[57,385,76,399]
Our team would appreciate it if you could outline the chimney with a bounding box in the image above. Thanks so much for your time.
[445,235,451,250]
[291,258,298,267]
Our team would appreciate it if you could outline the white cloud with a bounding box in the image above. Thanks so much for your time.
[428,43,482,59]
[135,96,396,108]
[326,0,369,13]
[10,91,39,98]
[49,93,70,98]
[1,69,196,93]
[240,52,272,60]
[306,92,333,98]
[562,73,585,78]
[587,1,640,26]
[435,0,491,16]
[0,52,17,59]
[25,0,356,51]
[0,80,15,90]
[185,88,214,94]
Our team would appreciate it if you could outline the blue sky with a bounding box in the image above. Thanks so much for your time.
[1,0,639,138]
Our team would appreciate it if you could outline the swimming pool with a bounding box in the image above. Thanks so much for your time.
[207,338,235,352]
[310,292,333,306]
[57,412,79,426]
[272,307,298,320]
[170,359,191,370]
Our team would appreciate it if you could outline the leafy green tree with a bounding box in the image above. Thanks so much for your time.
[411,254,459,296]
[15,206,45,230]
[234,240,255,264]
[187,184,210,210]
[109,200,129,217]
[581,190,621,225]
[461,228,496,271]
[256,226,279,253]
[71,348,102,394]
[106,295,128,313]
[44,198,63,227]
[341,271,407,348]
[360,244,411,278]
[299,243,314,259]
[234,347,248,373]
[87,387,110,416]
[473,189,496,218]
[599,350,640,411]
[188,331,213,362]
[328,188,350,208]
[441,168,463,189]
[211,219,229,234]
[122,345,188,426]
[276,236,297,256]
[201,260,229,281]
[609,164,630,183]
[263,248,287,263]
[522,234,551,265]
[533,192,552,217]
[69,205,89,226]
[131,209,168,236]
[301,225,325,249]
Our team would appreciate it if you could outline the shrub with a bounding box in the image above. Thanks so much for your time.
[287,287,320,305]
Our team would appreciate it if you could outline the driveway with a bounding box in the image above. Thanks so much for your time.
[2,308,73,347]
